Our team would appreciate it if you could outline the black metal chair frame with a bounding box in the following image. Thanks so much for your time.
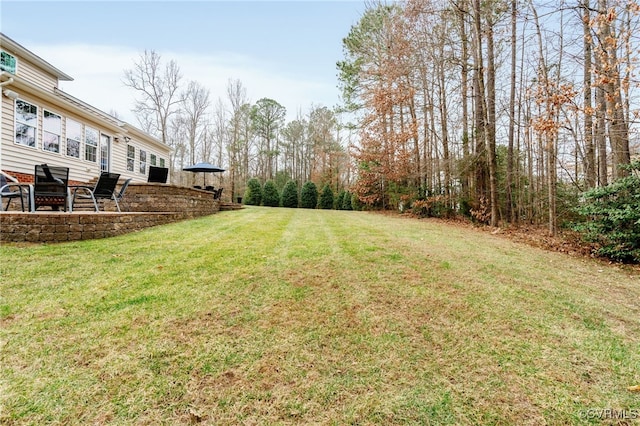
[113,178,132,212]
[71,172,122,212]
[0,172,31,212]
[213,187,223,200]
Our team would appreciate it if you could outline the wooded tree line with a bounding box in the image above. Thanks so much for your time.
[120,0,639,237]
[123,53,352,203]
[338,0,640,234]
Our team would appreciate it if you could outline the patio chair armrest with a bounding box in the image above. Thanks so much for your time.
[1,183,31,194]
[69,185,94,195]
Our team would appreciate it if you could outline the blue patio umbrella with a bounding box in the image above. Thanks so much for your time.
[183,162,225,186]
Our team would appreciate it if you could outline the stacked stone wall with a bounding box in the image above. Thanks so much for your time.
[0,183,221,243]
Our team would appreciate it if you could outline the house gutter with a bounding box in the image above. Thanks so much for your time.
[2,73,124,134]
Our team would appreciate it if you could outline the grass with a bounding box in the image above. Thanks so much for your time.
[1,206,639,425]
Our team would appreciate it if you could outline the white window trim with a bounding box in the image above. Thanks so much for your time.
[14,98,38,150]
[0,50,18,75]
[65,118,83,159]
[139,148,147,175]
[126,144,136,172]
[42,109,62,154]
[84,126,99,163]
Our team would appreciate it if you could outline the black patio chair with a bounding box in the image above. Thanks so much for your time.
[33,164,70,211]
[0,171,31,212]
[147,166,168,183]
[214,187,223,200]
[71,172,121,212]
[113,178,132,212]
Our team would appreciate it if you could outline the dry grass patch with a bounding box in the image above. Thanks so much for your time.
[1,207,639,425]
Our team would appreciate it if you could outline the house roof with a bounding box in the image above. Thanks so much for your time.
[0,32,74,82]
[0,33,170,152]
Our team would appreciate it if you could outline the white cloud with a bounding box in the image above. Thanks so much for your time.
[31,43,339,125]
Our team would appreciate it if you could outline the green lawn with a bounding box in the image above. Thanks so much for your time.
[1,207,639,425]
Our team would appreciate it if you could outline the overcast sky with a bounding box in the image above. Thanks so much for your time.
[1,1,367,123]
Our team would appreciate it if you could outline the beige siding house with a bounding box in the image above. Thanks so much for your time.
[0,33,170,184]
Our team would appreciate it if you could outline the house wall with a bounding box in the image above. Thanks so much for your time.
[1,35,171,185]
[1,93,169,184]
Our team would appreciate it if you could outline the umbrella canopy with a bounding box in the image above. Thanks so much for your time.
[183,162,225,173]
[183,162,225,186]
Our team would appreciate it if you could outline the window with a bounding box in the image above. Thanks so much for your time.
[100,134,110,172]
[0,50,17,74]
[159,158,166,167]
[85,126,98,162]
[127,145,135,172]
[15,100,37,147]
[150,153,157,166]
[43,110,61,153]
[139,149,147,174]
[66,119,82,158]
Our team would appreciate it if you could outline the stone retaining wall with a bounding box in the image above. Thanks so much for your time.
[0,212,192,243]
[121,183,217,215]
[0,183,222,243]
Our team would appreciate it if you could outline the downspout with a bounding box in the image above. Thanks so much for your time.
[0,72,15,170]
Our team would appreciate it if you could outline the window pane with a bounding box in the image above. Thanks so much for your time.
[127,145,135,172]
[15,101,37,126]
[15,124,36,147]
[139,150,147,174]
[100,134,110,172]
[85,127,98,146]
[43,132,60,153]
[0,51,17,74]
[43,111,61,134]
[67,139,80,157]
[66,119,82,158]
[85,145,97,162]
[85,127,98,162]
[66,119,82,141]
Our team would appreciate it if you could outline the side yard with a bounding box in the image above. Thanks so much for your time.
[1,207,638,424]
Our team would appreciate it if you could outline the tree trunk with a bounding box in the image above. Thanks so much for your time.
[457,1,471,209]
[583,0,596,188]
[594,51,608,186]
[472,0,488,213]
[484,10,499,226]
[595,0,630,180]
[506,0,517,223]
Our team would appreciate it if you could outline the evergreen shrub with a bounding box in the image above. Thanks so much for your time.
[281,180,299,208]
[336,190,346,210]
[262,180,280,207]
[244,178,262,205]
[319,184,335,209]
[342,191,353,210]
[300,181,318,209]
[351,192,362,211]
[572,161,640,263]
